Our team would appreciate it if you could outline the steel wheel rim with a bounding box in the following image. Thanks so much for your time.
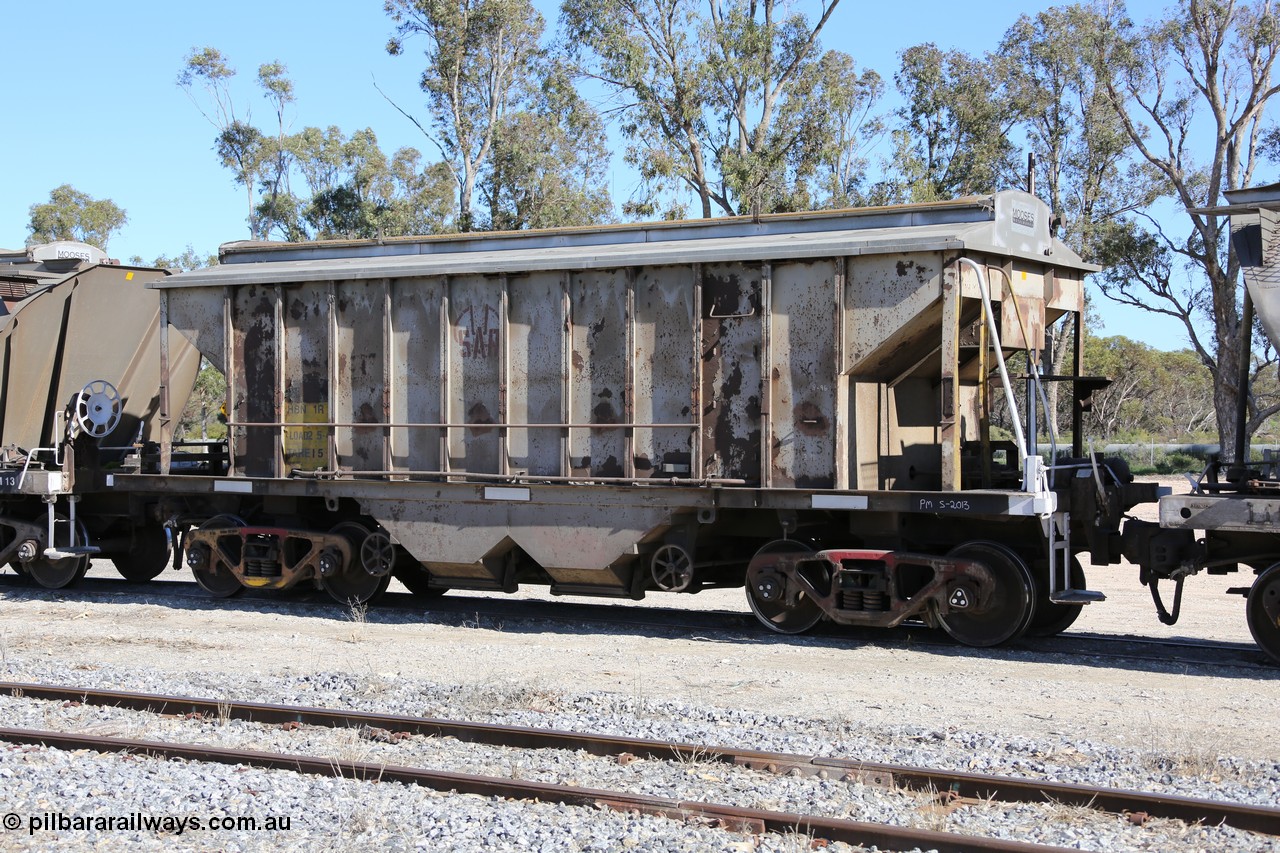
[112,525,172,583]
[1026,554,1086,637]
[192,561,244,598]
[27,517,89,590]
[1247,563,1280,664]
[324,523,388,605]
[360,532,397,577]
[28,554,86,590]
[191,516,245,597]
[937,541,1036,648]
[746,540,824,635]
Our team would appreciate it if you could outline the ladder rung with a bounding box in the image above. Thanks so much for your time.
[1049,589,1105,605]
[44,546,99,559]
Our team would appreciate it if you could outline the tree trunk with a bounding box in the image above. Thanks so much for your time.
[1214,331,1243,464]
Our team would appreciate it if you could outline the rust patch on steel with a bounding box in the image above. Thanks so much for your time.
[794,402,830,437]
[236,286,277,477]
[467,401,496,435]
[592,387,619,431]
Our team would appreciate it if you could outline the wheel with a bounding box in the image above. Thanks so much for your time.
[391,545,448,599]
[936,541,1036,648]
[393,562,449,598]
[1026,554,1087,637]
[745,540,827,635]
[190,516,245,598]
[111,525,172,583]
[323,522,391,605]
[27,517,89,590]
[27,553,88,589]
[650,543,695,592]
[1247,563,1280,664]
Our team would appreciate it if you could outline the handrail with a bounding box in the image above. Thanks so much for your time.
[227,420,698,430]
[994,267,1059,466]
[958,259,1030,480]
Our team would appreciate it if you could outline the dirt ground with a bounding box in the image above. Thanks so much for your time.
[0,475,1272,760]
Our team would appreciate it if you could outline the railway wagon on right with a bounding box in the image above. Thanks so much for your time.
[1124,183,1280,663]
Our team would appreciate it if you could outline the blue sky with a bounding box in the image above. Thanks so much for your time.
[0,0,1193,348]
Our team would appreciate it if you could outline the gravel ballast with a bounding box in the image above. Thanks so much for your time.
[0,474,1273,851]
[0,650,1272,852]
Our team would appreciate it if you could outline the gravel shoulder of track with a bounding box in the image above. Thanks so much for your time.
[0,474,1272,851]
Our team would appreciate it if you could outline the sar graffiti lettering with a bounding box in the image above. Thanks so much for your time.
[456,304,500,360]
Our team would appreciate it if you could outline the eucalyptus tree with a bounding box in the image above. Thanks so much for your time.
[384,0,546,232]
[1087,0,1280,457]
[875,43,1023,204]
[179,47,457,241]
[481,60,614,230]
[815,51,884,209]
[178,48,295,240]
[27,185,128,251]
[999,7,1144,437]
[251,126,457,241]
[1000,7,1141,261]
[561,0,863,218]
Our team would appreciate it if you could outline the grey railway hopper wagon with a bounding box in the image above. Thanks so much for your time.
[116,191,1154,647]
[0,248,201,588]
[1124,184,1280,663]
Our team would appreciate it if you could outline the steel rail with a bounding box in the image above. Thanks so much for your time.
[0,682,1274,836]
[0,724,1068,853]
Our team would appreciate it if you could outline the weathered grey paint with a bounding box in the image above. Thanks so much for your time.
[157,191,1090,584]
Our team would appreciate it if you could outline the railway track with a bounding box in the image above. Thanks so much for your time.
[0,569,1269,671]
[0,681,1274,850]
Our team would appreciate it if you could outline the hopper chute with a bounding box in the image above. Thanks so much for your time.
[0,255,201,453]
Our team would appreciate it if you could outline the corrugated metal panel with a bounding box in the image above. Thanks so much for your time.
[281,282,329,472]
[231,284,278,478]
[633,266,696,478]
[770,259,838,488]
[701,262,762,481]
[448,274,502,475]
[335,281,387,473]
[389,277,444,474]
[569,270,627,478]
[507,272,564,477]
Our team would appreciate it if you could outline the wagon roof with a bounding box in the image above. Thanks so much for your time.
[155,190,1095,289]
